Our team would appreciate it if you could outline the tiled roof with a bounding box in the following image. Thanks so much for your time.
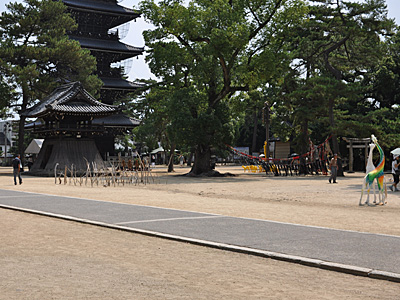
[101,77,145,90]
[70,36,144,55]
[23,82,119,118]
[62,0,140,17]
[93,113,140,128]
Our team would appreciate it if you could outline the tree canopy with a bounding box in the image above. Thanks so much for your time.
[132,0,399,174]
[138,0,307,174]
[1,0,399,174]
[0,0,102,157]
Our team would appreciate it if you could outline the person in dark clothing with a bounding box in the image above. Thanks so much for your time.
[12,154,22,185]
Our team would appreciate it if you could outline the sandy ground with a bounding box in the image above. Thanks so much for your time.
[0,165,399,299]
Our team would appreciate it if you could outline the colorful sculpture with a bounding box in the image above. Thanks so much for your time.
[366,143,376,174]
[364,143,379,200]
[360,135,387,206]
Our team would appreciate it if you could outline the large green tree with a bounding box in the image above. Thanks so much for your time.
[0,0,102,158]
[139,0,306,175]
[277,0,394,174]
[368,30,400,109]
[292,0,393,154]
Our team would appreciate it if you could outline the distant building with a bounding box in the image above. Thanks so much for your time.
[0,121,15,159]
[0,132,11,156]
[25,139,44,156]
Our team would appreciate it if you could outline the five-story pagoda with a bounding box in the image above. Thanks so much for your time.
[62,0,144,156]
[26,0,144,175]
[62,0,144,103]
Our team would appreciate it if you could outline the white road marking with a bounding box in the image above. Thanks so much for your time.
[0,195,43,198]
[116,215,225,225]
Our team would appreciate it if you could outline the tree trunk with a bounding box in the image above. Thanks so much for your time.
[328,98,344,176]
[190,144,212,175]
[17,116,26,162]
[187,150,194,166]
[299,120,309,175]
[251,109,258,153]
[17,84,29,164]
[167,143,175,172]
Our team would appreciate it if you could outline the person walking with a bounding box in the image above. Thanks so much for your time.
[12,154,23,185]
[389,155,400,191]
[329,153,338,183]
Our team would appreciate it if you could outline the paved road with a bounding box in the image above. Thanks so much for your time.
[0,188,399,282]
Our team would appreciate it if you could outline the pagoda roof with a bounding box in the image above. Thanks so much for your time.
[93,113,140,128]
[70,36,143,56]
[101,77,145,90]
[25,114,140,130]
[62,0,140,18]
[23,82,120,118]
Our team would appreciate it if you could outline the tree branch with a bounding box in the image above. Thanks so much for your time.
[248,4,261,26]
[321,36,350,80]
[175,34,203,61]
[248,0,284,41]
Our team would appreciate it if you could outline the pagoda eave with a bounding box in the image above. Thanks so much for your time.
[100,77,145,90]
[93,113,140,129]
[30,112,118,119]
[70,36,143,56]
[63,0,141,18]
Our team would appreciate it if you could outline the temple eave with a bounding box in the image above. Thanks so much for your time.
[84,47,143,56]
[100,77,144,90]
[70,36,143,55]
[63,0,141,18]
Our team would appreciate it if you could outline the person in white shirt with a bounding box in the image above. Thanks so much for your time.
[390,155,400,191]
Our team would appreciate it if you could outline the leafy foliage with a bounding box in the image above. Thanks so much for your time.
[0,77,16,118]
[280,0,394,156]
[0,0,102,157]
[139,0,307,174]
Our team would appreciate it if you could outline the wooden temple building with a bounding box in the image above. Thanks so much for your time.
[25,0,144,175]
[24,82,123,175]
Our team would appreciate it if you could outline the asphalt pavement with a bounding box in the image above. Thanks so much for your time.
[0,188,399,282]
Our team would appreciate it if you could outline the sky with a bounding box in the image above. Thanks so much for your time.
[1,0,400,82]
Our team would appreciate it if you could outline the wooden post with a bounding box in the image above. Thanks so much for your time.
[349,140,354,173]
[54,163,59,184]
[64,166,67,185]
